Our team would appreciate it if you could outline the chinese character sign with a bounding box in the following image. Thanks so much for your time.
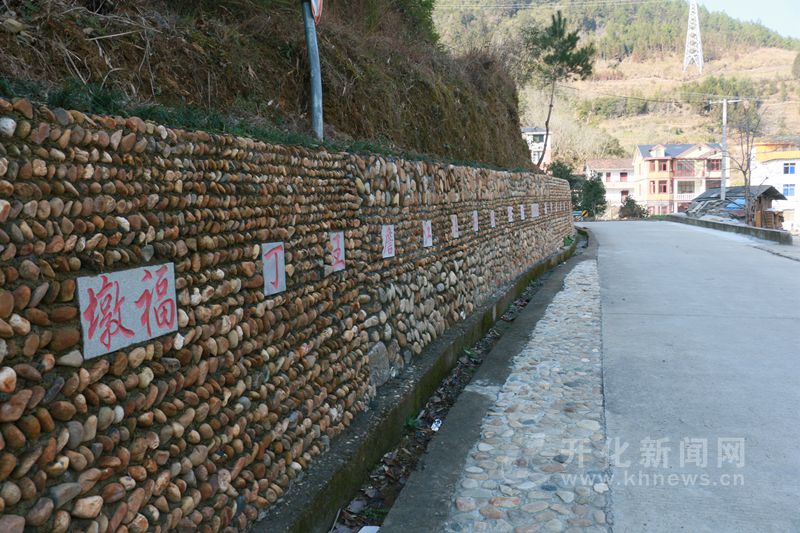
[381,224,396,258]
[532,203,540,218]
[472,210,479,233]
[544,202,550,215]
[261,242,286,296]
[78,263,178,359]
[329,231,346,272]
[507,206,513,223]
[422,220,433,248]
[520,204,526,220]
[490,210,496,228]
[451,214,459,239]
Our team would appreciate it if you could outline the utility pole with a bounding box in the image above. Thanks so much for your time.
[301,0,324,141]
[710,98,742,201]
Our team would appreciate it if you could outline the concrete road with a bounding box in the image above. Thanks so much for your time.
[586,221,800,533]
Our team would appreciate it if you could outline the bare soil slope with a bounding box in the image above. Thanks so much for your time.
[0,0,532,168]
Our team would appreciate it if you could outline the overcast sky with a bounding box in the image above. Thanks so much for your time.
[700,0,800,39]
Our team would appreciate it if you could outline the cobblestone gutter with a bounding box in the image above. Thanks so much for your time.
[441,259,610,533]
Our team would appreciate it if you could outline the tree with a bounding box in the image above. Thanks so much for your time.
[618,196,647,219]
[580,174,607,217]
[550,159,584,208]
[793,52,800,79]
[727,101,763,226]
[523,11,595,168]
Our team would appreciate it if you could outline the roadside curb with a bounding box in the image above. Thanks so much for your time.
[254,236,581,533]
[662,214,792,244]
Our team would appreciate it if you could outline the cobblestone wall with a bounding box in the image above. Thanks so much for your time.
[0,97,572,532]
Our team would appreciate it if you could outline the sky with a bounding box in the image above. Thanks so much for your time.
[700,0,800,39]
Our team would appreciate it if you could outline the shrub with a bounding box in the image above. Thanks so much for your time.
[619,196,648,219]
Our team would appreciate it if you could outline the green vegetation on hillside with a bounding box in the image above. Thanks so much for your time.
[435,0,799,64]
[577,94,649,120]
[436,0,800,166]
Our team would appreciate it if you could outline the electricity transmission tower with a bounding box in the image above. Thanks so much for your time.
[683,0,704,73]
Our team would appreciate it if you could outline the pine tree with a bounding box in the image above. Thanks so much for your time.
[522,12,595,168]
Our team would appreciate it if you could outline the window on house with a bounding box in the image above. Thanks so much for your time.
[785,163,796,174]
[650,181,656,194]
[707,159,721,172]
[649,161,655,172]
[620,172,628,182]
[658,180,668,193]
[606,172,611,182]
[675,160,693,176]
[784,184,795,197]
[678,181,695,194]
[659,160,669,172]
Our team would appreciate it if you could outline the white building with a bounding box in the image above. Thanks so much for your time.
[521,127,552,168]
[751,137,800,233]
[585,158,634,218]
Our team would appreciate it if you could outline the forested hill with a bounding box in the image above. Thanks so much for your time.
[435,0,799,62]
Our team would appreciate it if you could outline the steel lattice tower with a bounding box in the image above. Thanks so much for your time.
[683,0,704,72]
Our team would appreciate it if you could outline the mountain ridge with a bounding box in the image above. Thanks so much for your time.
[434,0,800,170]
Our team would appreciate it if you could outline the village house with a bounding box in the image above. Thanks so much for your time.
[687,185,786,229]
[633,143,724,215]
[521,126,552,168]
[751,136,800,233]
[584,158,635,218]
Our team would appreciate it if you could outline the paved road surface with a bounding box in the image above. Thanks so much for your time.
[588,221,800,533]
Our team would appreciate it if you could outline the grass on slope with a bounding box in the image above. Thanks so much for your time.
[0,0,532,169]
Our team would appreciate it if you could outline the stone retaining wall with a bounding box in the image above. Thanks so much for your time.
[0,97,572,532]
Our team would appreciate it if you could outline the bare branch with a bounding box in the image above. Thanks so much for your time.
[87,30,142,41]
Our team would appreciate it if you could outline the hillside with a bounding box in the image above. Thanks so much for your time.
[434,0,800,170]
[0,0,532,168]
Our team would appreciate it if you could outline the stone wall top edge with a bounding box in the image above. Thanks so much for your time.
[0,97,555,182]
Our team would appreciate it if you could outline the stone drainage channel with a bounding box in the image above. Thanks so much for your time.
[331,236,604,533]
